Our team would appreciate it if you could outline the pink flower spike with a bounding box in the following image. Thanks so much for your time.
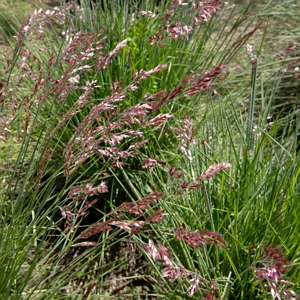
[145,209,166,223]
[59,206,74,220]
[148,239,160,261]
[253,245,297,299]
[188,278,201,296]
[140,239,160,261]
[158,245,172,267]
[175,227,226,248]
[197,162,231,180]
[140,10,156,18]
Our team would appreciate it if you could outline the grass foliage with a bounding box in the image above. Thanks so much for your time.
[0,0,299,299]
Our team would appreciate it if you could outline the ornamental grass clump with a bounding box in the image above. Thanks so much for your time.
[0,2,235,297]
[1,0,299,298]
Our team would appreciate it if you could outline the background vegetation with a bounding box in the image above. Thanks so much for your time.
[0,0,299,299]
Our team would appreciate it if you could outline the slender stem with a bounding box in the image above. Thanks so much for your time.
[221,271,232,300]
[119,166,141,200]
[202,183,215,233]
[247,59,258,150]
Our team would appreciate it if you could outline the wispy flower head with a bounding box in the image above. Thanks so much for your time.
[78,221,114,239]
[253,245,297,300]
[68,182,108,201]
[145,209,166,223]
[142,157,167,171]
[150,0,222,45]
[246,43,257,65]
[96,39,127,70]
[171,115,196,160]
[140,10,156,18]
[116,198,155,216]
[165,22,193,40]
[185,64,227,97]
[197,162,231,181]
[193,0,221,23]
[141,237,222,297]
[175,226,226,248]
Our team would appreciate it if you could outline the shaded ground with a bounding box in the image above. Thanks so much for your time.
[43,0,61,7]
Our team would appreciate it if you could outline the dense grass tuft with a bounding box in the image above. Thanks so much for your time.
[0,0,299,299]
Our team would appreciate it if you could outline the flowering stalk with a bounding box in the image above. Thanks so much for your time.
[141,235,225,297]
[253,245,298,300]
